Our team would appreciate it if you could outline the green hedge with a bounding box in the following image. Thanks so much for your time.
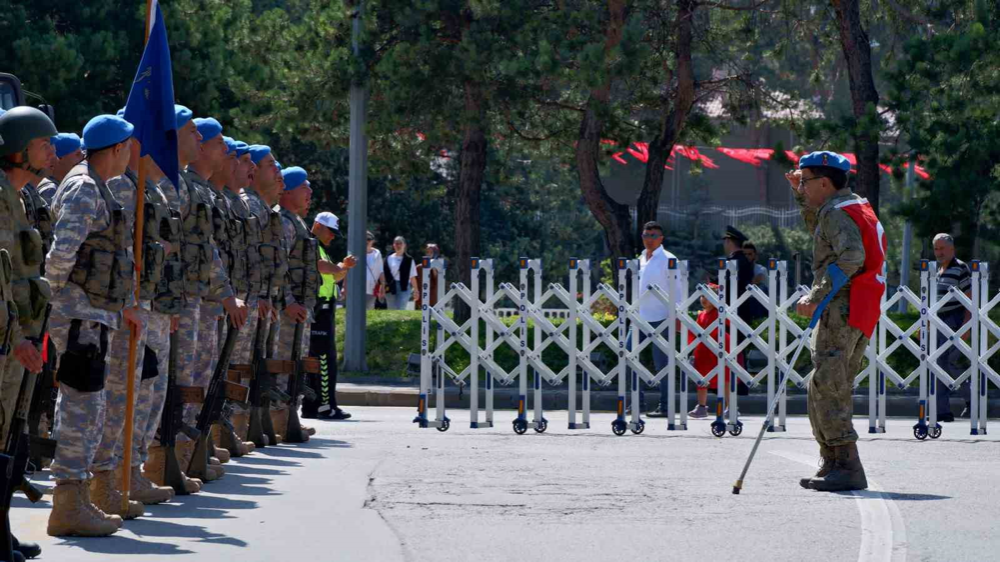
[337,309,995,386]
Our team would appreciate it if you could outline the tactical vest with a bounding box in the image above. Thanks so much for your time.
[124,170,170,303]
[152,203,185,315]
[237,197,264,298]
[0,173,50,338]
[65,163,134,313]
[221,190,250,294]
[179,174,214,298]
[266,209,288,296]
[21,183,53,274]
[280,209,320,310]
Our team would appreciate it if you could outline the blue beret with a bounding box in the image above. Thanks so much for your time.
[82,115,134,152]
[0,109,4,117]
[234,141,250,157]
[222,136,237,155]
[248,145,271,165]
[799,151,851,173]
[174,104,193,129]
[281,166,308,190]
[51,133,83,158]
[194,117,223,143]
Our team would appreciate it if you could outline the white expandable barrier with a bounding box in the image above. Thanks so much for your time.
[415,256,996,439]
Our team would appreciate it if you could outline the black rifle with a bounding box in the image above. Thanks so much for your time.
[284,321,320,443]
[187,321,246,480]
[245,318,291,447]
[1,306,50,562]
[26,340,57,468]
[156,331,201,495]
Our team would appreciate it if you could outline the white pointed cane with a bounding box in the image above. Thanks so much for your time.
[732,263,849,495]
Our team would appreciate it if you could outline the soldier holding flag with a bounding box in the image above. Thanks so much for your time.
[786,151,887,493]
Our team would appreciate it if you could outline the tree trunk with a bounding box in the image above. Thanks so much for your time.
[575,0,633,260]
[453,82,488,324]
[831,0,881,215]
[636,0,697,240]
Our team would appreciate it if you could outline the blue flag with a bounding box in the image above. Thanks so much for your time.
[124,1,178,192]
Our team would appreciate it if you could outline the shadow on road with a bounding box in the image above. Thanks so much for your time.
[55,533,197,555]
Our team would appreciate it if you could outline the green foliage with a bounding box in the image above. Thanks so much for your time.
[886,16,1000,259]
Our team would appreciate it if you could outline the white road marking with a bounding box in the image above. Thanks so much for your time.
[770,450,907,562]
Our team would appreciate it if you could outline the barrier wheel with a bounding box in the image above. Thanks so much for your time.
[436,419,450,432]
[913,425,928,440]
[611,420,627,436]
[631,421,645,435]
[711,421,726,438]
[513,419,528,435]
[534,420,548,434]
[929,425,942,439]
[728,422,743,437]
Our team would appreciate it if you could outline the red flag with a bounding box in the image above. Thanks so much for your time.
[835,198,887,338]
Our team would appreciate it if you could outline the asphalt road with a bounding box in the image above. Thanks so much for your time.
[11,407,998,562]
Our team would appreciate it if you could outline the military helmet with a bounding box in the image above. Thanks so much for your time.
[0,106,58,158]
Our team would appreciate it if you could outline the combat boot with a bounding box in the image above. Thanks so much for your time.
[144,444,202,494]
[90,470,145,520]
[269,409,286,444]
[122,464,174,505]
[80,480,124,528]
[47,480,120,537]
[799,444,836,488]
[808,443,868,492]
[210,424,232,462]
[177,439,224,482]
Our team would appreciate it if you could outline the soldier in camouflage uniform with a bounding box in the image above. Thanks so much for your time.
[157,108,246,485]
[242,145,288,444]
[182,117,237,471]
[0,108,52,446]
[226,141,264,449]
[92,128,176,511]
[0,107,53,559]
[788,151,869,492]
[37,132,84,205]
[274,166,319,442]
[45,114,140,537]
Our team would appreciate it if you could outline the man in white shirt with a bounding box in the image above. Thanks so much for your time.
[743,241,768,292]
[365,231,385,309]
[629,221,685,417]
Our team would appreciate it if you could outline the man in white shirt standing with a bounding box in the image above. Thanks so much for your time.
[629,221,686,418]
[365,231,385,309]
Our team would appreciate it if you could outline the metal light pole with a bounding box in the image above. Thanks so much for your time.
[344,0,369,371]
[897,155,915,313]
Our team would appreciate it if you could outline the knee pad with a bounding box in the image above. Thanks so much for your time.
[56,320,109,392]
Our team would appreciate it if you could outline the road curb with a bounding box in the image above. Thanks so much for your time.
[337,383,1000,417]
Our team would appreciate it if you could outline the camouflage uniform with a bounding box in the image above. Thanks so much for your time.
[178,169,234,432]
[226,188,260,367]
[36,176,58,205]
[796,187,867,449]
[0,170,50,444]
[275,207,318,399]
[92,169,180,472]
[47,163,134,482]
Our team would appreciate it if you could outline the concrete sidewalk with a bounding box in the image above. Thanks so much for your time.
[336,380,1000,418]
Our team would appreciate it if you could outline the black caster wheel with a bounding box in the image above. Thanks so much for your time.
[534,420,548,434]
[513,419,528,435]
[611,420,627,436]
[436,419,450,432]
[631,421,645,435]
[728,422,743,437]
[711,422,726,438]
[929,425,942,439]
[913,425,928,440]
